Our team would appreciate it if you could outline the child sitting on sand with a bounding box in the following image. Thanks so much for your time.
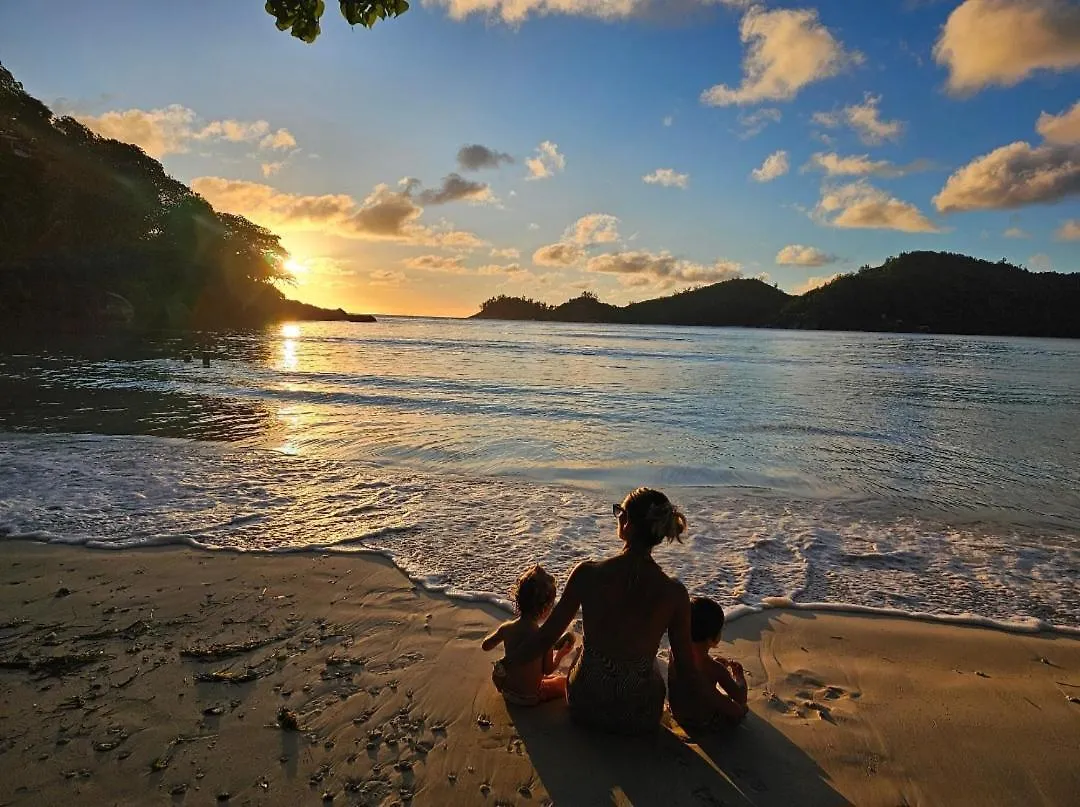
[482,565,576,706]
[667,596,749,730]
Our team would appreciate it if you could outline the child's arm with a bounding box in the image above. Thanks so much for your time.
[481,624,507,652]
[710,657,748,705]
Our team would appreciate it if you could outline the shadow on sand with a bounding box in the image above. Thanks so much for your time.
[508,700,850,807]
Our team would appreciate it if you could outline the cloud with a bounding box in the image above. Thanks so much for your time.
[642,168,689,189]
[933,141,1080,212]
[403,254,469,273]
[191,177,486,249]
[1057,219,1080,240]
[196,119,270,142]
[815,180,942,232]
[490,247,521,259]
[751,150,789,182]
[261,161,285,177]
[1037,101,1080,145]
[701,6,860,106]
[260,128,297,150]
[812,94,903,145]
[663,115,674,127]
[73,104,298,158]
[803,151,929,178]
[533,243,586,266]
[526,141,566,179]
[585,250,743,289]
[934,0,1080,94]
[370,269,406,285]
[457,144,514,171]
[737,107,781,138]
[73,104,196,157]
[775,244,837,266]
[1028,253,1053,272]
[477,262,528,276]
[565,213,621,245]
[793,274,840,294]
[1003,226,1030,238]
[415,173,495,205]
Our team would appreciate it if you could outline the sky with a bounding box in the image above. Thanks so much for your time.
[1,0,1078,317]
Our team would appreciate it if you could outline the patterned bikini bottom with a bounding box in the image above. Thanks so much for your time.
[566,645,666,735]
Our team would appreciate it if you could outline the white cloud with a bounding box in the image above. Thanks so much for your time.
[490,247,521,259]
[701,6,860,106]
[803,151,929,178]
[793,274,840,294]
[1037,101,1080,145]
[533,242,586,266]
[1003,226,1030,239]
[642,168,689,189]
[1056,219,1080,240]
[585,250,743,289]
[812,94,903,145]
[565,213,621,245]
[191,177,486,249]
[1028,253,1053,272]
[73,104,297,158]
[775,244,837,266]
[663,115,674,127]
[815,180,942,232]
[933,0,1080,94]
[751,150,789,182]
[933,141,1080,212]
[525,140,566,180]
[737,107,782,138]
[528,222,541,230]
[196,119,271,143]
[261,161,285,177]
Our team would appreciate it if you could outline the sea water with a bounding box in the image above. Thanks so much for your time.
[1,319,1078,631]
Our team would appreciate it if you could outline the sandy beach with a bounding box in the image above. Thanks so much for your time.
[0,543,1077,807]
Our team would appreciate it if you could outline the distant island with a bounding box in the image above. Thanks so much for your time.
[473,252,1080,339]
[0,63,373,331]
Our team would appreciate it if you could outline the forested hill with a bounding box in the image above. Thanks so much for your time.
[0,63,373,330]
[473,253,1080,339]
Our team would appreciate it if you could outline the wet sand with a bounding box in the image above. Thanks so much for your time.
[0,543,1077,806]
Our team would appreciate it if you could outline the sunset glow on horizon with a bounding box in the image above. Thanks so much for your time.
[5,0,1078,317]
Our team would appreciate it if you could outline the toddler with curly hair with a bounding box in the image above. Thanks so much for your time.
[482,564,577,706]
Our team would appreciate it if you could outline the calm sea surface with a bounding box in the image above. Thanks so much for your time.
[2,319,1078,628]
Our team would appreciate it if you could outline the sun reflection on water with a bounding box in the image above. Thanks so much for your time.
[280,323,300,371]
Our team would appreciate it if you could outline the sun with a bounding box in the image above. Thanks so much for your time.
[284,258,308,276]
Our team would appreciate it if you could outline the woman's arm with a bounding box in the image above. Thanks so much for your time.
[667,581,711,695]
[504,563,587,664]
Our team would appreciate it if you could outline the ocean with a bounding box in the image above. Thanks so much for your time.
[2,318,1078,631]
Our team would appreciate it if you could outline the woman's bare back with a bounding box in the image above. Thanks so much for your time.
[576,552,683,661]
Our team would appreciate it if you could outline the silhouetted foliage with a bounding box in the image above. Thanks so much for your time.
[265,0,409,43]
[472,254,1080,338]
[0,63,372,331]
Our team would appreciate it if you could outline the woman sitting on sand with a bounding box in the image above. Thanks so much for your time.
[504,487,704,734]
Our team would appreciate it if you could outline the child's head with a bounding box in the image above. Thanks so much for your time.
[689,596,725,646]
[614,487,687,550]
[512,565,557,620]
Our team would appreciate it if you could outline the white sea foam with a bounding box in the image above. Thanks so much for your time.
[2,432,1077,634]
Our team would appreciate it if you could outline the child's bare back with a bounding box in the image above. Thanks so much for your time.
[482,565,575,706]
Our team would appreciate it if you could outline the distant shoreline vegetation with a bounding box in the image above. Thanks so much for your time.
[0,63,373,331]
[472,252,1080,340]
